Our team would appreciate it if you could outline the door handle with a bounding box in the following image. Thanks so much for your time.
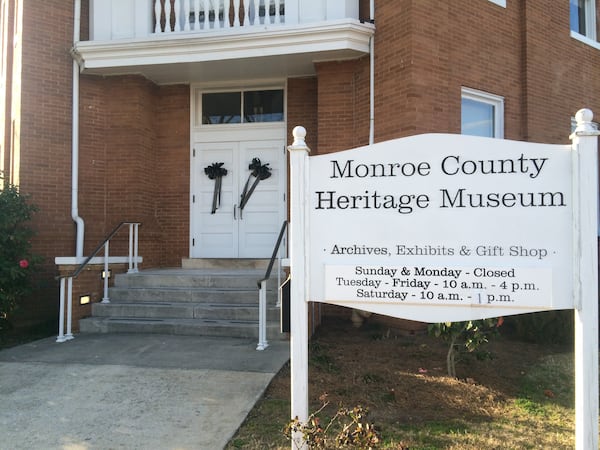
[233,204,237,220]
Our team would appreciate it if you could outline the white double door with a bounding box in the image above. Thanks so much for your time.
[191,133,286,258]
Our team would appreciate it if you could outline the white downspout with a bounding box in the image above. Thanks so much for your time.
[369,0,375,145]
[72,0,84,258]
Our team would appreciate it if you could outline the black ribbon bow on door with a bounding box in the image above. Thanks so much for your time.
[204,162,228,214]
[239,157,272,218]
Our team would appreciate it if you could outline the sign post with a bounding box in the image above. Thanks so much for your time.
[288,126,310,450]
[571,109,599,449]
[288,110,598,449]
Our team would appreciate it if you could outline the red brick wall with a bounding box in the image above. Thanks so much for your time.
[78,76,192,269]
[155,84,191,267]
[314,58,371,154]
[521,0,600,143]
[287,77,318,151]
[369,0,600,144]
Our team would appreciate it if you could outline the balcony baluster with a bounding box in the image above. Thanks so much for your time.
[154,0,162,33]
[184,0,191,31]
[233,0,240,27]
[274,0,281,24]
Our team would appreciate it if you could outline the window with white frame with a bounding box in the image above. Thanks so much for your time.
[461,88,504,138]
[488,0,506,7]
[570,0,597,40]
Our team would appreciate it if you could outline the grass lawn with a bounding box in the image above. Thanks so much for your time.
[226,316,586,449]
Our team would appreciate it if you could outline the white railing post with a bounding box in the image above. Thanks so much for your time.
[133,223,140,273]
[65,277,74,340]
[128,223,135,273]
[154,0,162,33]
[285,0,298,25]
[56,277,66,342]
[102,241,111,303]
[257,280,269,350]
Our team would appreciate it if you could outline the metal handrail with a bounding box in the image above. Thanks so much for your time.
[256,220,288,351]
[258,220,288,287]
[56,221,141,343]
[57,221,140,280]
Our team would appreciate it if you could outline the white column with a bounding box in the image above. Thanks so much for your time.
[571,108,599,450]
[288,126,310,450]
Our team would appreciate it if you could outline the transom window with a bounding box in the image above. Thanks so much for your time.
[461,87,504,139]
[202,89,284,125]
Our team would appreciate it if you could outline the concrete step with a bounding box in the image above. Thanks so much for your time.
[81,266,285,341]
[79,317,285,340]
[114,269,277,289]
[92,302,280,321]
[181,258,270,270]
[107,287,277,304]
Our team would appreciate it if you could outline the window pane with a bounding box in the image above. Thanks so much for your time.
[202,92,241,124]
[461,98,495,137]
[570,0,586,35]
[243,90,284,123]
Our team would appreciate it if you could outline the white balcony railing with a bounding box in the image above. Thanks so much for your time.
[155,0,284,34]
[89,0,359,41]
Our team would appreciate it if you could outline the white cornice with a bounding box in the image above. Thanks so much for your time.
[74,19,374,83]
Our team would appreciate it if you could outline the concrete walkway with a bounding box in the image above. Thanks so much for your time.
[0,334,290,450]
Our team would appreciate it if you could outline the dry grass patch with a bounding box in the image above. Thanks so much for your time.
[227,317,581,449]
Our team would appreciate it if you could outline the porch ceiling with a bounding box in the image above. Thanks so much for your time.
[74,20,374,85]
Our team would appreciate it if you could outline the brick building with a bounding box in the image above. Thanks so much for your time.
[1,0,599,333]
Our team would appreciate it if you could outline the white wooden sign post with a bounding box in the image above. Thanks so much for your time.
[288,109,599,450]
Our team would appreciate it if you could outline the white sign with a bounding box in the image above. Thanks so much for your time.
[288,111,598,450]
[308,133,573,321]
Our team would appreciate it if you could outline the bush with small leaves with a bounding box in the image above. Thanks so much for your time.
[0,180,40,331]
[428,318,503,378]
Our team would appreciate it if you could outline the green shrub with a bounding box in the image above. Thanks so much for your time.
[0,180,40,331]
[428,318,502,378]
[507,311,574,345]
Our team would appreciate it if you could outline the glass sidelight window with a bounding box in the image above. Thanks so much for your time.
[202,89,284,125]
